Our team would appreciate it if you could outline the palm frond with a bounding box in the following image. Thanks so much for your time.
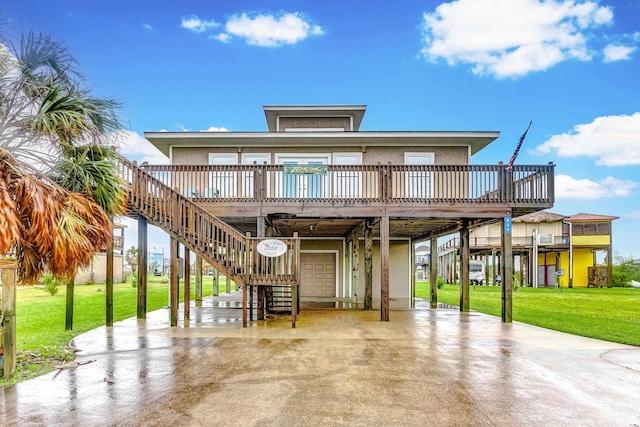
[14,32,80,87]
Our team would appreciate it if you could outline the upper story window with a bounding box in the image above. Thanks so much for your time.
[572,222,611,236]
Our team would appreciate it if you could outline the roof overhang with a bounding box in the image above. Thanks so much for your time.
[144,130,500,158]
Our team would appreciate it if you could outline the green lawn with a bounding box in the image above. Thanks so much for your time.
[2,275,231,384]
[416,282,640,347]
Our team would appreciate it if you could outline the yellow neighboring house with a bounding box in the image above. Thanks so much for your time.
[457,211,618,288]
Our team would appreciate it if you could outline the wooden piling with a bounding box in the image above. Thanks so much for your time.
[1,260,17,378]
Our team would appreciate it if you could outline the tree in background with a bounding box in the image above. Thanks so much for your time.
[612,255,640,287]
[125,246,138,274]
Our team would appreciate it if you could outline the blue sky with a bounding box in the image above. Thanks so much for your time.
[4,0,639,259]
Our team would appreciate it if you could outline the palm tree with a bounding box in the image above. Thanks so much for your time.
[0,32,127,292]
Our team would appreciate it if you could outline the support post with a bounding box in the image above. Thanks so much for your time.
[137,216,148,319]
[106,221,114,327]
[351,234,360,306]
[195,255,202,307]
[65,278,74,331]
[501,215,513,322]
[459,222,470,312]
[257,218,265,320]
[183,248,190,320]
[291,283,298,328]
[244,232,251,324]
[242,284,248,328]
[380,216,390,321]
[170,238,179,326]
[430,236,438,308]
[212,269,219,296]
[364,219,373,311]
[1,261,17,378]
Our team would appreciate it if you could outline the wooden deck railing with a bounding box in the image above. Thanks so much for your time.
[117,157,299,287]
[137,163,555,206]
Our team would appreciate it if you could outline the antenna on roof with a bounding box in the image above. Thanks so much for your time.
[506,121,533,170]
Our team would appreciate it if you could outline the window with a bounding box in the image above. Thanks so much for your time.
[208,153,237,198]
[572,222,611,236]
[333,153,362,198]
[241,154,270,198]
[403,153,434,198]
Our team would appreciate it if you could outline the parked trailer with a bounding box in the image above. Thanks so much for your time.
[455,259,485,285]
[469,260,485,285]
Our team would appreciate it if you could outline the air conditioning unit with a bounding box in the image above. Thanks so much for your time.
[538,233,554,245]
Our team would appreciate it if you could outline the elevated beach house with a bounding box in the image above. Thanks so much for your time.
[121,105,554,326]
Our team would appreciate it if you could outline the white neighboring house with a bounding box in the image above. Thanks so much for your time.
[75,224,125,284]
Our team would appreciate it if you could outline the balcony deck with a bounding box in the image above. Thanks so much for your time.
[132,163,554,239]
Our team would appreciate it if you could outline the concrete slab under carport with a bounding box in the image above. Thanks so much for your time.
[1,296,639,426]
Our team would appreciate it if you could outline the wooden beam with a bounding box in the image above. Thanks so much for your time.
[137,216,148,319]
[184,248,190,321]
[380,216,390,321]
[1,262,17,378]
[459,222,470,312]
[501,215,513,322]
[170,238,179,326]
[364,219,373,311]
[430,236,438,309]
[106,222,114,327]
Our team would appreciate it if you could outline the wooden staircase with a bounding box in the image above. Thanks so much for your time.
[116,156,300,324]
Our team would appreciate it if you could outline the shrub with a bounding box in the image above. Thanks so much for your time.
[130,273,137,288]
[42,273,61,296]
[612,258,640,287]
[436,278,445,289]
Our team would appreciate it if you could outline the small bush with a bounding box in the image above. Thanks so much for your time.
[42,273,61,296]
[436,278,445,289]
[130,273,137,288]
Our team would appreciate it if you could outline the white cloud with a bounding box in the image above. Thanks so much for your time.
[535,113,640,166]
[115,130,169,165]
[420,0,613,78]
[181,15,220,33]
[200,126,229,132]
[213,33,231,43]
[603,44,636,62]
[142,23,154,32]
[555,174,638,200]
[625,210,640,220]
[218,12,324,46]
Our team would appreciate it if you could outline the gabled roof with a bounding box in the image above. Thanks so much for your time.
[566,212,619,222]
[513,211,567,223]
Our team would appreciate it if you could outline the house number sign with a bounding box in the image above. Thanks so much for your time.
[257,239,288,257]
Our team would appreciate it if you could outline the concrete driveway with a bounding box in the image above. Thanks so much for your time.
[1,296,639,426]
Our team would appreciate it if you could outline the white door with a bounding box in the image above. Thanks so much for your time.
[404,153,434,198]
[333,153,362,198]
[276,155,329,198]
[208,153,237,198]
[241,153,269,198]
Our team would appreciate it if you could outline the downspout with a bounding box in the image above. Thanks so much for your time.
[563,219,573,288]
